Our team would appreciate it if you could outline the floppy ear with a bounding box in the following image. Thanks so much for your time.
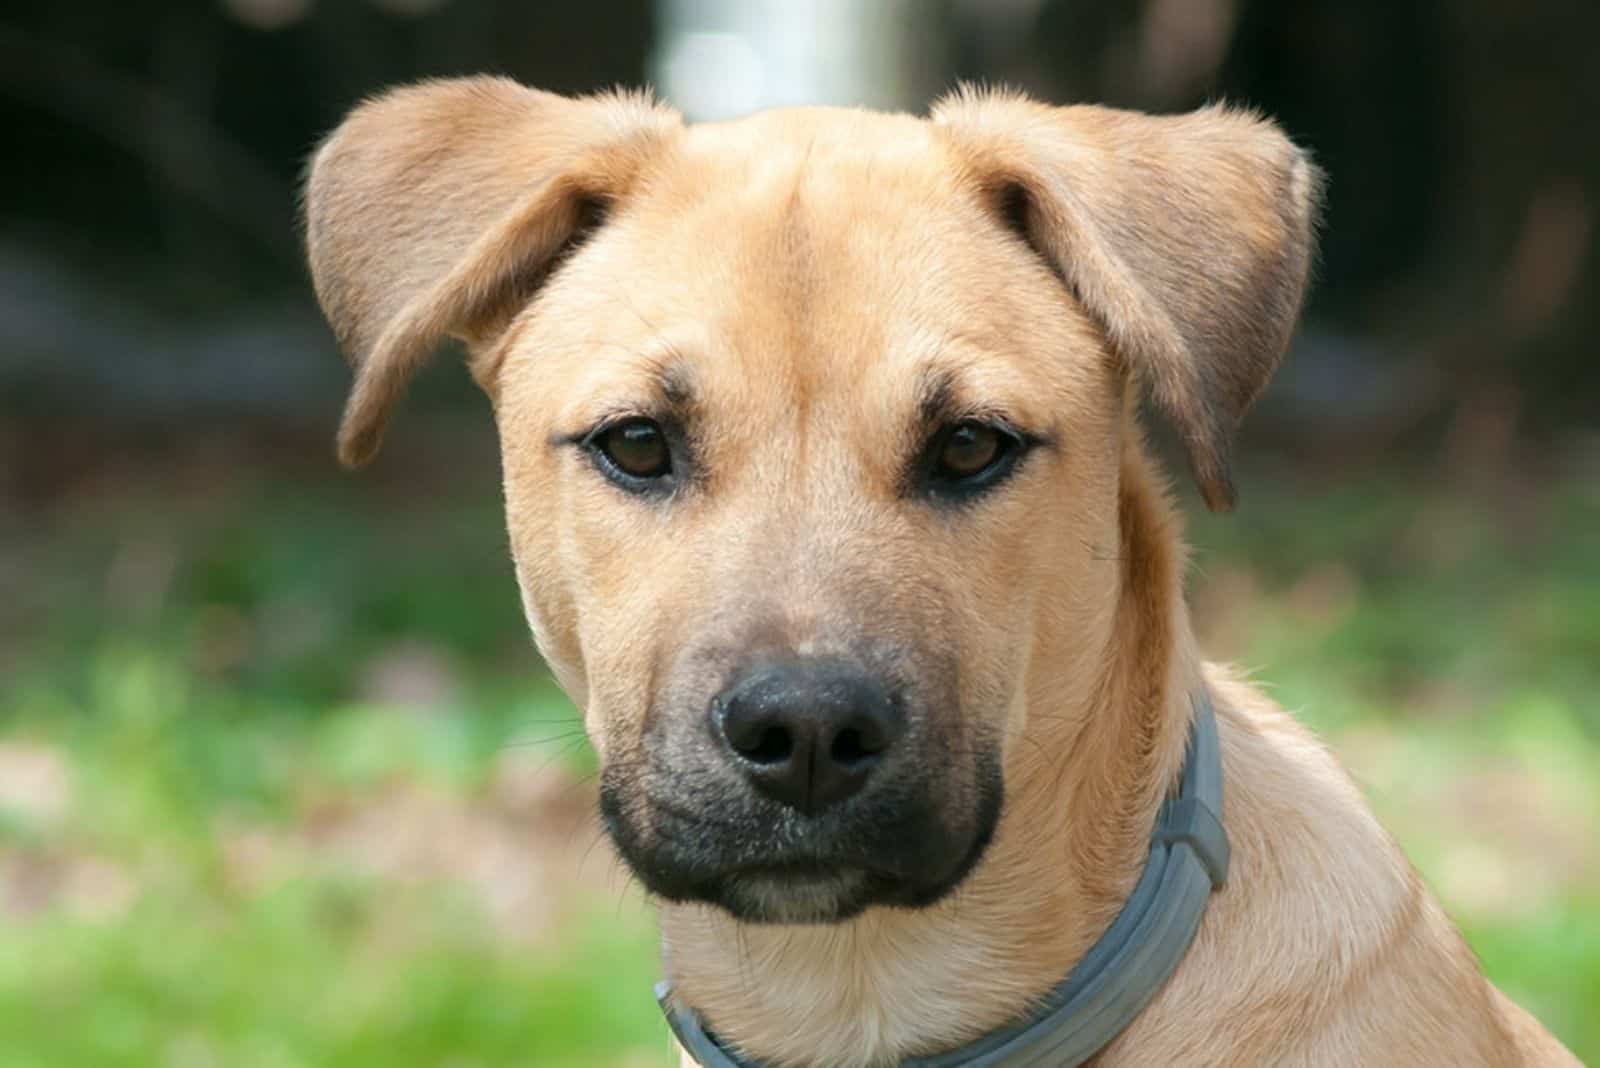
[933,88,1322,511]
[304,77,681,467]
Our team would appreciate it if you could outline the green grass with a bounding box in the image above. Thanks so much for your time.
[1,451,1595,1063]
[0,646,671,1068]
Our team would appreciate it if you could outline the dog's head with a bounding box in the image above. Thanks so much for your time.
[305,79,1319,924]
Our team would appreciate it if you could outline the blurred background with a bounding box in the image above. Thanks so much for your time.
[1,1,1596,1064]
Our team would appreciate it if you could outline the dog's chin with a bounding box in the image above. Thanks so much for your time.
[712,866,878,924]
[697,835,995,924]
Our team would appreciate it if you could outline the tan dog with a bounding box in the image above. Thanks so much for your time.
[303,78,1579,1067]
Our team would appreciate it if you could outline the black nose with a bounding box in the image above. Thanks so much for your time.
[711,659,903,815]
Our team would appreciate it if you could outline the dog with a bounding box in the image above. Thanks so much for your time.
[302,77,1579,1067]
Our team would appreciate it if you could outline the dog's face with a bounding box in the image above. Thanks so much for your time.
[499,112,1122,920]
[305,81,1318,923]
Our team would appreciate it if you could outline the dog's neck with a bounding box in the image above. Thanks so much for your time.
[659,446,1202,1067]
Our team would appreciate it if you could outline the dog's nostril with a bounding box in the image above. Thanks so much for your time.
[741,725,794,765]
[830,726,877,766]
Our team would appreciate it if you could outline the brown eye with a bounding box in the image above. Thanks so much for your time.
[594,418,671,481]
[919,419,1030,501]
[936,422,1004,480]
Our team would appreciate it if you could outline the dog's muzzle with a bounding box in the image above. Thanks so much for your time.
[599,654,1003,924]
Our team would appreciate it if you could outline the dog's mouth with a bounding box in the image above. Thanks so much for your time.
[598,768,1004,924]
[659,846,995,925]
[704,839,997,923]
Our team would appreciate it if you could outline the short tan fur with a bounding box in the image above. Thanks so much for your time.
[304,78,1578,1068]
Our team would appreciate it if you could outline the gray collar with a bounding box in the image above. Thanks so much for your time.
[658,688,1230,1068]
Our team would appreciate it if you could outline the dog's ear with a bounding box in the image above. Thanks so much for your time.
[304,77,680,467]
[934,88,1322,511]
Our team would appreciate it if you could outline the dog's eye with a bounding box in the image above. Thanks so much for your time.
[937,423,1005,479]
[591,418,672,482]
[922,420,1027,499]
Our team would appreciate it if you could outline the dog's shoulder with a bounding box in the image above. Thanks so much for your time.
[1112,666,1559,1065]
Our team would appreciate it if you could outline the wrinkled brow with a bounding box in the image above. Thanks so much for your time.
[916,366,961,429]
[652,353,696,410]
[913,363,1059,447]
[914,364,1015,430]
[548,346,699,445]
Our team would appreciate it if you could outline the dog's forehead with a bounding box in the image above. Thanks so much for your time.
[599,113,1041,366]
[523,105,1104,438]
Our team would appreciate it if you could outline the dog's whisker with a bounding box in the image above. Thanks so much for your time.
[498,730,590,751]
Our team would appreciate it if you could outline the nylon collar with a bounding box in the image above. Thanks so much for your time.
[659,688,1229,1068]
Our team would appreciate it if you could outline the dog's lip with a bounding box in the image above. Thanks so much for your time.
[629,792,901,874]
[689,857,914,901]
[640,794,954,884]
[647,794,893,849]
